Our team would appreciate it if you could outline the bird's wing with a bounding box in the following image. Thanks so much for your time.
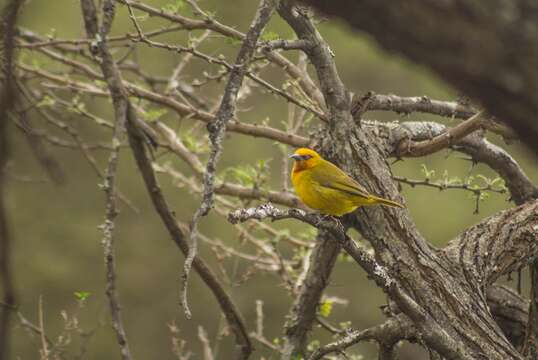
[311,161,371,199]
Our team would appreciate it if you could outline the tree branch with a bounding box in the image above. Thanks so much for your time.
[309,315,415,360]
[184,0,276,319]
[79,1,133,358]
[0,1,22,359]
[275,4,535,356]
[305,0,538,154]
[385,120,538,205]
[523,262,538,358]
[281,231,340,358]
[126,114,253,358]
[396,110,484,157]
[78,1,253,357]
[443,199,538,284]
[352,92,516,140]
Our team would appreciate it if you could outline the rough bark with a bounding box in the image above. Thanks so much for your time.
[279,1,538,359]
[282,231,340,359]
[304,0,538,155]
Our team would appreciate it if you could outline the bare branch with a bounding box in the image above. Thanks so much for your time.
[183,0,276,319]
[117,0,325,109]
[305,0,538,154]
[396,111,484,157]
[17,63,310,147]
[126,113,252,358]
[197,326,214,360]
[308,315,415,360]
[79,1,134,358]
[261,39,311,51]
[0,1,22,358]
[386,121,538,205]
[353,92,476,119]
[353,92,517,141]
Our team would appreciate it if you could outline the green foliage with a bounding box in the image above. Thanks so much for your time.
[273,228,291,244]
[307,339,320,352]
[37,95,55,108]
[161,0,186,13]
[223,159,271,187]
[74,291,91,301]
[420,163,435,180]
[339,321,352,329]
[225,37,242,46]
[141,108,168,122]
[224,164,258,186]
[319,299,333,318]
[337,252,353,263]
[261,31,279,42]
[297,227,317,242]
[181,132,209,154]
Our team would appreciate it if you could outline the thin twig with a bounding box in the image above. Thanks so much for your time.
[198,326,215,360]
[79,0,134,358]
[182,0,277,319]
[38,296,50,360]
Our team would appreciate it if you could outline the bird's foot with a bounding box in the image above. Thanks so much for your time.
[315,213,340,227]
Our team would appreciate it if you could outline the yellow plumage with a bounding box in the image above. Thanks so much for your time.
[290,148,404,216]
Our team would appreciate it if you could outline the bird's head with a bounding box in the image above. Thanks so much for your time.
[290,148,321,172]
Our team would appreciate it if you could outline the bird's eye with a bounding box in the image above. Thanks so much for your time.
[302,155,312,160]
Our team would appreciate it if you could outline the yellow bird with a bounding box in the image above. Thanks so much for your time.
[290,148,404,216]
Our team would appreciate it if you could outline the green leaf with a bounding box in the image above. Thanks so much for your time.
[37,95,55,108]
[74,291,91,301]
[319,299,333,318]
[142,108,167,122]
[261,31,279,41]
[223,164,259,186]
[420,164,435,180]
[161,0,186,13]
[225,37,242,46]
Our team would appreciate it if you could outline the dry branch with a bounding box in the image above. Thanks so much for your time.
[386,120,538,204]
[79,0,133,358]
[0,1,22,359]
[306,0,538,154]
[183,0,277,319]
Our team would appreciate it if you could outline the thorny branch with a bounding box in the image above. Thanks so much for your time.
[183,0,276,319]
[385,120,538,205]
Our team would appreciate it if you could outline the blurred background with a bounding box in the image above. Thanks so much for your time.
[6,0,538,359]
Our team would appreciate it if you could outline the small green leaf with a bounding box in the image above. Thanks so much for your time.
[225,37,242,46]
[142,108,167,122]
[37,95,55,108]
[261,31,279,42]
[319,299,333,318]
[74,291,91,301]
[420,164,435,180]
[161,0,186,13]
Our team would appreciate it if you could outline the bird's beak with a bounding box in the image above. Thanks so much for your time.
[289,154,302,161]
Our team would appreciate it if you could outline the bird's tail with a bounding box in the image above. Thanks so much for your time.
[371,195,405,208]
